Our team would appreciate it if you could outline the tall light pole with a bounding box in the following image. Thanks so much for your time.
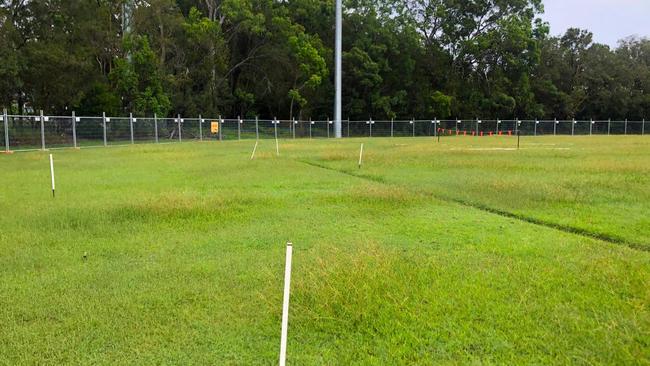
[334,0,343,138]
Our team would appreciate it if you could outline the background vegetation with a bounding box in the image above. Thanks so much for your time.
[1,0,649,121]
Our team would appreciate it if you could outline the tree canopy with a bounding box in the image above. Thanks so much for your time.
[1,0,648,120]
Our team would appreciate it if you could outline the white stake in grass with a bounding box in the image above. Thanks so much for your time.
[279,242,293,366]
[49,154,56,198]
[275,135,280,157]
[250,140,259,160]
[358,143,364,169]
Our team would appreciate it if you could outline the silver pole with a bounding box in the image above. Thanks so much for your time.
[129,113,134,144]
[625,119,628,135]
[554,119,557,136]
[177,114,182,142]
[219,116,223,141]
[334,0,342,138]
[154,113,159,143]
[3,108,8,152]
[327,118,330,138]
[434,119,437,137]
[238,116,242,140]
[608,119,611,135]
[309,118,312,139]
[72,111,77,148]
[534,120,537,136]
[643,119,646,135]
[40,110,45,150]
[292,118,296,139]
[102,112,107,147]
[255,116,259,140]
[199,115,203,141]
[412,119,415,137]
[571,119,575,136]
[391,118,394,137]
[274,117,278,143]
[590,119,593,136]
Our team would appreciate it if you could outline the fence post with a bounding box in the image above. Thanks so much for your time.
[608,118,611,135]
[274,117,278,142]
[71,111,77,148]
[219,116,223,141]
[309,118,312,139]
[590,119,593,136]
[199,115,203,141]
[154,113,159,143]
[176,114,183,142]
[40,110,45,150]
[347,118,350,137]
[643,119,646,135]
[292,118,296,139]
[515,118,518,136]
[327,118,330,138]
[3,108,9,152]
[102,112,107,147]
[571,119,575,136]
[412,119,416,137]
[391,118,394,137]
[554,119,557,136]
[255,116,259,140]
[625,119,628,135]
[497,119,500,134]
[238,116,242,140]
[129,113,134,144]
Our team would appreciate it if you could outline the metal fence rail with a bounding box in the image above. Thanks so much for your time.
[1,110,647,153]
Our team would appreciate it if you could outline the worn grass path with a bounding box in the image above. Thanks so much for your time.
[0,137,648,365]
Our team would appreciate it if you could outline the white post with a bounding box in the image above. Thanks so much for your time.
[358,143,364,169]
[250,140,258,160]
[255,116,259,140]
[219,116,223,141]
[177,114,182,142]
[154,113,159,143]
[292,118,296,139]
[554,119,557,136]
[72,111,77,148]
[4,108,10,152]
[129,113,134,144]
[40,110,46,150]
[199,115,203,141]
[412,119,415,137]
[102,112,107,147]
[279,242,293,366]
[643,119,646,135]
[590,119,593,136]
[391,118,394,138]
[534,120,537,136]
[433,119,437,137]
[369,119,373,138]
[49,154,55,198]
[625,119,628,135]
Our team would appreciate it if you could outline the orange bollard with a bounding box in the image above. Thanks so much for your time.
[480,131,484,137]
[489,132,493,136]
[508,130,512,136]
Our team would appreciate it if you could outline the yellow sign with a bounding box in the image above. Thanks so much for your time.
[211,121,219,134]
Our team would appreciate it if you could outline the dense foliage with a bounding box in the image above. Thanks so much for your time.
[1,0,648,120]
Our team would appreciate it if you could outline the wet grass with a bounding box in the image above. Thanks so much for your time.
[0,137,649,365]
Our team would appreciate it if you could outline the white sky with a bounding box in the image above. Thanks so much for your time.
[540,0,650,47]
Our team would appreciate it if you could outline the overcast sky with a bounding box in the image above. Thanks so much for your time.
[540,0,650,47]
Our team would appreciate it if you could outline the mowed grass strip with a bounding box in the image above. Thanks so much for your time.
[0,139,648,365]
[298,135,650,248]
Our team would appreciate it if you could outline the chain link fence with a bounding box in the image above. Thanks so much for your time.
[1,112,647,153]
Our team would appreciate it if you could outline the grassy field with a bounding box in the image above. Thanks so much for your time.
[0,136,648,365]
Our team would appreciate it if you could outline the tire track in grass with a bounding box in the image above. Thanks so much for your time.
[299,159,650,252]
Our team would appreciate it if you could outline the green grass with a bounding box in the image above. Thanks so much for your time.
[0,136,649,365]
